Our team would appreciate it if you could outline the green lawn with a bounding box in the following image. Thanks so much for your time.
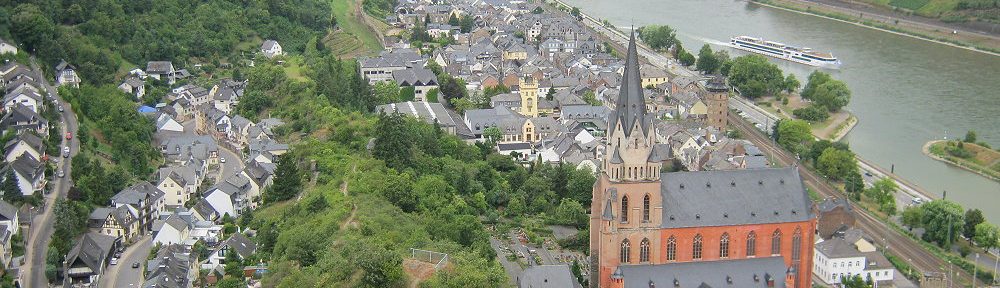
[889,0,931,10]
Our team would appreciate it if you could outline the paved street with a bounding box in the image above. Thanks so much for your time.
[21,58,81,287]
[179,120,243,183]
[99,236,151,288]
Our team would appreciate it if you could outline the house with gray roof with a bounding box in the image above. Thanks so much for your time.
[377,101,458,135]
[518,264,578,288]
[88,205,140,243]
[813,236,894,285]
[63,232,120,286]
[118,77,145,99]
[4,132,44,163]
[7,153,44,195]
[144,244,199,288]
[202,232,256,270]
[202,173,254,218]
[111,182,166,232]
[0,200,18,236]
[146,61,176,84]
[3,85,43,114]
[392,68,439,102]
[55,59,81,88]
[359,48,425,82]
[0,38,16,55]
[260,39,284,58]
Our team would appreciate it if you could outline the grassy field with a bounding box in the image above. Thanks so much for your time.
[330,0,382,56]
[927,140,1000,180]
[855,0,960,16]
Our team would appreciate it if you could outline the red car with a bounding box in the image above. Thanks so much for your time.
[65,132,72,140]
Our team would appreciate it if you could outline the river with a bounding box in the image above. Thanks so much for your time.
[562,0,1000,223]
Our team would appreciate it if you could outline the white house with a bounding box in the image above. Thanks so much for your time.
[118,77,145,99]
[156,113,184,133]
[0,200,19,236]
[0,39,16,55]
[8,154,44,195]
[4,133,44,163]
[201,233,256,270]
[152,214,190,246]
[202,174,253,218]
[55,60,81,88]
[260,40,284,58]
[146,61,176,84]
[813,233,894,285]
[2,87,43,114]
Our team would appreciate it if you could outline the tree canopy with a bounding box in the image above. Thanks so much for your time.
[637,25,678,51]
[726,55,785,98]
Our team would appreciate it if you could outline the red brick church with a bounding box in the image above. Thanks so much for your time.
[588,32,817,288]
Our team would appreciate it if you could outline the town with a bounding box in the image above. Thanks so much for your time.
[0,0,996,287]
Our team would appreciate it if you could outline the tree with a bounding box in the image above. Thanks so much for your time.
[695,44,720,74]
[265,154,302,203]
[964,208,985,239]
[1,170,23,204]
[920,200,965,247]
[216,278,244,288]
[483,127,502,147]
[792,105,829,122]
[801,71,833,100]
[776,119,813,154]
[784,74,800,94]
[532,7,544,14]
[727,55,784,98]
[11,4,56,53]
[372,81,400,105]
[973,222,999,250]
[582,91,601,106]
[553,199,588,228]
[812,80,851,112]
[372,112,415,170]
[546,88,555,101]
[224,250,242,276]
[636,25,678,51]
[902,205,925,228]
[438,75,468,102]
[963,130,977,143]
[844,171,864,194]
[678,50,696,66]
[865,178,898,215]
[841,274,873,288]
[570,7,581,19]
[817,147,856,181]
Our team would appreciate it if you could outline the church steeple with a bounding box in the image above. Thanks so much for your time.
[609,30,650,138]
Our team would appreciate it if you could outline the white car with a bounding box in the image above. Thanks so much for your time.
[110,258,118,265]
[220,157,226,163]
[58,170,65,178]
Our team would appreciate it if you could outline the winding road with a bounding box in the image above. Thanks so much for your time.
[20,58,81,287]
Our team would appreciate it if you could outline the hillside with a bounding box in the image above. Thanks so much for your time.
[854,0,998,22]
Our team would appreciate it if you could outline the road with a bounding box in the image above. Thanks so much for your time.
[728,114,973,286]
[21,58,81,287]
[99,235,150,288]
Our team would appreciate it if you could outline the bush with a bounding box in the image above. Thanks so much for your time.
[792,105,830,122]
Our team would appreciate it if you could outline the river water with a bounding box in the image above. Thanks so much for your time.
[563,0,1000,222]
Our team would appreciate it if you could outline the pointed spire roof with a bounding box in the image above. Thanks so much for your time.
[609,29,649,137]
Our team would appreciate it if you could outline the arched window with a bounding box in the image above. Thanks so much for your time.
[639,238,650,262]
[720,233,730,258]
[642,194,651,222]
[620,195,629,223]
[746,231,757,257]
[620,239,631,263]
[666,236,677,261]
[693,234,703,260]
[792,228,803,261]
[771,229,782,255]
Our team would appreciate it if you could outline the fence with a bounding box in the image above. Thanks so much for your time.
[410,248,449,271]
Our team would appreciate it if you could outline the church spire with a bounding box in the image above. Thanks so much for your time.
[610,29,648,137]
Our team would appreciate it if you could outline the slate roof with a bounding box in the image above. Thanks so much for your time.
[659,167,814,228]
[66,232,117,275]
[618,256,790,288]
[392,68,438,86]
[223,233,256,259]
[192,201,217,220]
[111,181,164,207]
[815,238,864,259]
[11,153,43,181]
[144,244,196,288]
[0,200,16,222]
[5,132,45,156]
[146,61,174,74]
[376,101,457,128]
[261,39,279,50]
[497,142,531,151]
[519,265,576,288]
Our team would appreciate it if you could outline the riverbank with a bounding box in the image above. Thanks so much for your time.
[923,140,1000,182]
[749,0,1000,56]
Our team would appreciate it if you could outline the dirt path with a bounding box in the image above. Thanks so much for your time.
[339,164,358,230]
[816,110,849,138]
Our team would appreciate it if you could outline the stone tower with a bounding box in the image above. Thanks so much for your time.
[704,76,729,130]
[589,30,666,288]
[519,74,538,117]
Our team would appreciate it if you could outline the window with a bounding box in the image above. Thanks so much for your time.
[639,238,650,262]
[693,234,703,259]
[620,239,631,263]
[620,195,629,223]
[792,228,803,261]
[720,233,730,258]
[642,194,650,222]
[771,229,782,255]
[746,231,757,257]
[666,236,677,261]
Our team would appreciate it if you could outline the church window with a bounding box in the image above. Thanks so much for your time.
[693,234,703,259]
[792,228,803,261]
[639,238,650,262]
[620,195,629,223]
[642,194,650,222]
[666,236,677,261]
[620,239,631,263]
[720,233,730,258]
[746,231,757,257]
[771,229,782,255]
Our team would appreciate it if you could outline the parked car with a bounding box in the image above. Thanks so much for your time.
[912,197,924,204]
[132,262,140,269]
[65,132,72,140]
[220,157,226,163]
[58,105,64,112]
[110,258,118,265]
[58,170,64,178]
[63,147,70,158]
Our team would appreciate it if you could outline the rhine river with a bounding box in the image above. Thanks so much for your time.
[563,0,1000,223]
